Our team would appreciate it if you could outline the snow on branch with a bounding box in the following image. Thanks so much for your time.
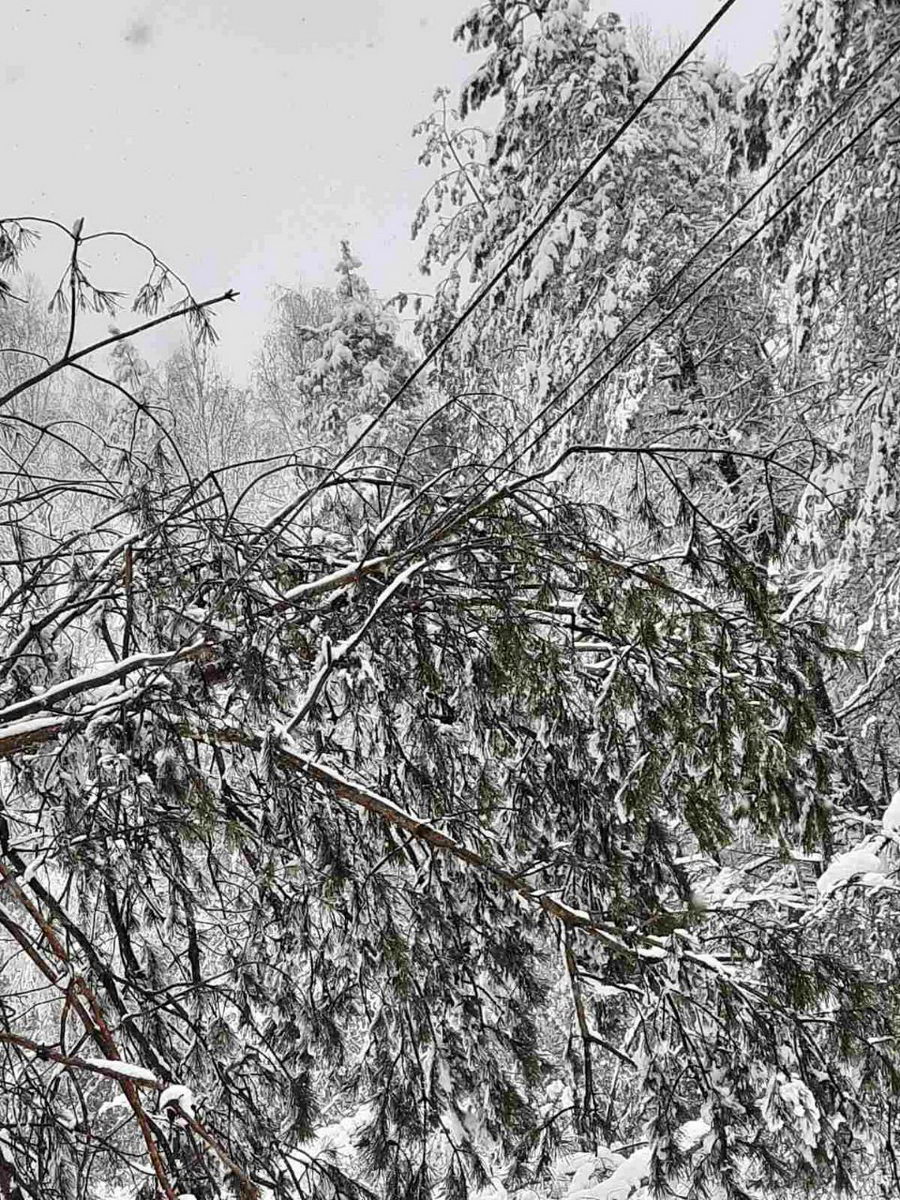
[0,640,213,728]
[283,558,427,732]
[184,718,640,955]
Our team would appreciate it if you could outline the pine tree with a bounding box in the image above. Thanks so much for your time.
[2,5,900,1197]
[289,241,419,447]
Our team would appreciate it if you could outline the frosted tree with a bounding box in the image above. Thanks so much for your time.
[255,283,338,448]
[1,5,900,1198]
[411,0,812,600]
[731,0,900,809]
[282,242,420,448]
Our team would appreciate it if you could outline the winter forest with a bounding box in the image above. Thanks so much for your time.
[1,0,899,1197]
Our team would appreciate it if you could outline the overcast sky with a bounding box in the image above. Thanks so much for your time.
[3,0,783,381]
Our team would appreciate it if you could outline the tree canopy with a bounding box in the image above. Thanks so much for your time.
[1,3,899,1199]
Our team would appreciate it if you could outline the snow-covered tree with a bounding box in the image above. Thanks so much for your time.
[268,242,420,449]
[2,4,900,1197]
[730,0,900,819]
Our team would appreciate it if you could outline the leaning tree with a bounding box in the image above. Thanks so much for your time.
[1,6,899,1198]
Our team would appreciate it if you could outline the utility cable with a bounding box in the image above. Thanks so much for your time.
[413,73,900,549]
[259,0,742,538]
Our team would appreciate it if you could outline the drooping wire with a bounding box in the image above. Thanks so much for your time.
[106,1,868,714]
[411,64,900,550]
[258,0,742,538]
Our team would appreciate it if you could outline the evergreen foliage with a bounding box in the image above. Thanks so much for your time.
[1,4,899,1199]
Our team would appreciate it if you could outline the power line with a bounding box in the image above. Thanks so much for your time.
[414,64,900,549]
[260,0,741,538]
[110,4,749,715]
[112,2,891,721]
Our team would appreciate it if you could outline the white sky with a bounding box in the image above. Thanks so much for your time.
[2,0,783,381]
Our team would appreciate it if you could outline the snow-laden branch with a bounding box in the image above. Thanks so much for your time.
[283,559,427,733]
[0,640,213,728]
[0,682,160,757]
[0,290,238,412]
[184,718,641,955]
[276,553,393,605]
[838,643,900,718]
[0,1032,161,1089]
[0,1031,254,1195]
[0,527,141,681]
